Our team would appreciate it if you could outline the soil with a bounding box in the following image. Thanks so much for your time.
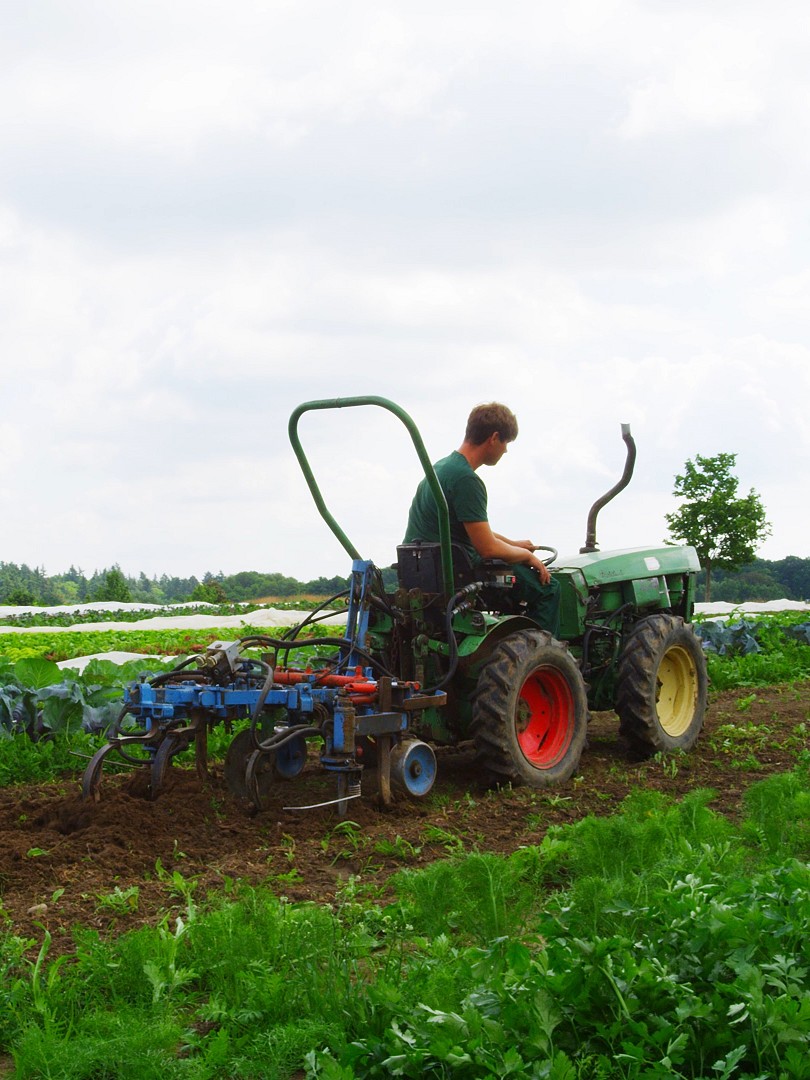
[1,681,808,954]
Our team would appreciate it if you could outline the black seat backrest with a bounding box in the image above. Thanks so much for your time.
[396,541,473,592]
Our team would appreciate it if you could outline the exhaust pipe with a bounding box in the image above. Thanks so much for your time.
[580,423,636,553]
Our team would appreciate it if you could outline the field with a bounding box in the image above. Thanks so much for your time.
[1,682,807,945]
[1,611,809,1078]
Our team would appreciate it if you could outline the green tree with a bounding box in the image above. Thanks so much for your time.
[191,579,228,604]
[665,452,771,602]
[773,555,810,600]
[92,565,133,604]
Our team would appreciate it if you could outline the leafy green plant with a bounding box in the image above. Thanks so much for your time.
[96,885,140,915]
[694,612,810,689]
[421,824,466,856]
[373,835,421,861]
[4,764,810,1078]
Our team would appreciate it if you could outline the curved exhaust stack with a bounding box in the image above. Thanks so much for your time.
[580,423,637,554]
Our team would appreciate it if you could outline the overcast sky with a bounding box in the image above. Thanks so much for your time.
[1,0,808,581]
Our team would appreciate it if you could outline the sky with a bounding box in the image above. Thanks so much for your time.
[1,0,808,582]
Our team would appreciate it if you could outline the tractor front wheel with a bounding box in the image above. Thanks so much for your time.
[471,630,588,787]
[616,614,708,754]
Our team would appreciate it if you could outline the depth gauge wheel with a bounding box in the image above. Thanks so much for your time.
[616,614,708,754]
[471,630,588,787]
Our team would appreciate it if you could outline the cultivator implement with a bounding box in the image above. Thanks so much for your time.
[82,559,445,812]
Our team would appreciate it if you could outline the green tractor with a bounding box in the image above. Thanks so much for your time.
[84,394,708,809]
[290,396,708,792]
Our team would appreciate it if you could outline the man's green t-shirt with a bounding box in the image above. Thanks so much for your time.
[404,451,487,558]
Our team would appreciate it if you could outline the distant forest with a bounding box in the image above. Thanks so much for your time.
[0,556,808,608]
[0,564,350,607]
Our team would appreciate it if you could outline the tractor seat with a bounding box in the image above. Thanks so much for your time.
[396,541,514,593]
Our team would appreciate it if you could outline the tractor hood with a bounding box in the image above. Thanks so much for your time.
[555,545,701,589]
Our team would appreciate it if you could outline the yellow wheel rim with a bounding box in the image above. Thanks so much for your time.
[656,645,698,736]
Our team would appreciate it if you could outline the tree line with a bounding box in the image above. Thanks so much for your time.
[0,563,349,607]
[1,554,808,609]
[0,451,799,608]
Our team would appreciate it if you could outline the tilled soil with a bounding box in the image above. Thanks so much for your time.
[1,682,808,952]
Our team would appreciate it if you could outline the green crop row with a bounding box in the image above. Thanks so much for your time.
[695,611,810,689]
[0,626,269,663]
[2,763,809,1077]
[0,599,346,629]
[0,612,807,789]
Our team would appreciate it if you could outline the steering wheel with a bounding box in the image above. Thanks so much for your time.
[533,545,558,566]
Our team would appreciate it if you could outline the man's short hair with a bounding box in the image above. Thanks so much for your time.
[465,403,519,445]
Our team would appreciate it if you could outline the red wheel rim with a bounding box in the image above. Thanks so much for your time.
[515,665,574,768]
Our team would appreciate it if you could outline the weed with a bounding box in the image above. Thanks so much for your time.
[280,833,297,865]
[425,790,451,810]
[541,793,573,807]
[324,819,368,861]
[652,750,686,778]
[143,913,197,1004]
[709,720,774,768]
[96,885,140,915]
[374,835,421,861]
[154,858,198,908]
[731,751,762,770]
[421,824,465,855]
[271,867,305,887]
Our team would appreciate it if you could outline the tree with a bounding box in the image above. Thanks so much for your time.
[92,566,133,604]
[773,555,810,601]
[191,579,228,604]
[665,452,771,602]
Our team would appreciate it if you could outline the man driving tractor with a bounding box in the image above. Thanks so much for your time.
[404,402,561,635]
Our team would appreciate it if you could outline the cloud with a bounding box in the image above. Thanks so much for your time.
[1,0,808,579]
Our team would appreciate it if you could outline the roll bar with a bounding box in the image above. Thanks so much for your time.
[288,397,454,594]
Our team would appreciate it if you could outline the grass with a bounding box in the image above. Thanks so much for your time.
[0,612,809,1074]
[3,760,810,1078]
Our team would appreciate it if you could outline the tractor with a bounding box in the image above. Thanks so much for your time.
[81,396,708,812]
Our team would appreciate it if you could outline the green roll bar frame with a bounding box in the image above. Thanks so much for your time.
[288,396,454,595]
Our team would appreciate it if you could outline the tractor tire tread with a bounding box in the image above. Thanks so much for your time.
[470,629,588,787]
[616,614,707,754]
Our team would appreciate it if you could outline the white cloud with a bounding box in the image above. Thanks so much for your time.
[1,0,809,579]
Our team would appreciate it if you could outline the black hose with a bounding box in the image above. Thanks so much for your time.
[252,723,323,754]
[149,656,209,687]
[280,590,350,640]
[239,634,398,680]
[427,583,482,694]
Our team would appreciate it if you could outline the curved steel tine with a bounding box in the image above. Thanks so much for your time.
[81,741,121,802]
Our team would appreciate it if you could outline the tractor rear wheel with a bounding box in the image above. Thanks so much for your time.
[471,630,588,787]
[616,614,708,754]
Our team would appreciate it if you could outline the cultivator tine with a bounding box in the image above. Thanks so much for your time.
[148,735,180,800]
[376,735,393,808]
[193,712,209,781]
[223,729,255,801]
[335,772,362,817]
[245,748,276,812]
[81,741,121,802]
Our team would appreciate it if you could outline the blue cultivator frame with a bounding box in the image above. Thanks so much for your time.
[82,398,448,812]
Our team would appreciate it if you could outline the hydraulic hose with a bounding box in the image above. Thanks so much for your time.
[239,635,398,679]
[427,582,483,694]
[280,590,350,640]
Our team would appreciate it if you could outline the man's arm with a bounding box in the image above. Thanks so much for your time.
[493,532,534,551]
[464,521,551,584]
